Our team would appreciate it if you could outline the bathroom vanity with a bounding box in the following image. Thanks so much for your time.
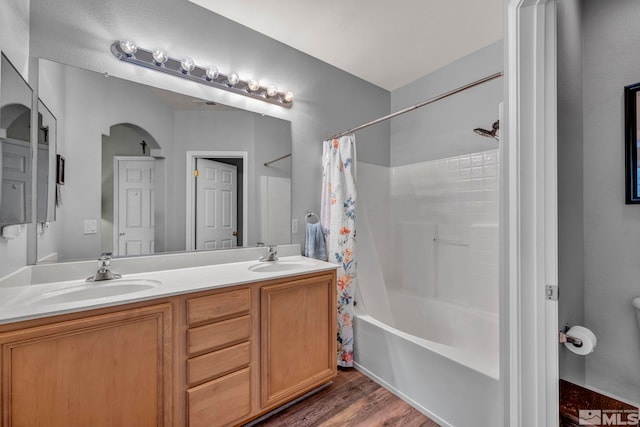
[0,254,337,427]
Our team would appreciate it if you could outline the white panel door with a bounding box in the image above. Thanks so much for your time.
[195,159,237,250]
[116,158,155,256]
[0,139,31,224]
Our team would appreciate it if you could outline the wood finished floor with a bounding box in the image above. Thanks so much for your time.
[253,368,440,427]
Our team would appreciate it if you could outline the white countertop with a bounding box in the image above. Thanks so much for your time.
[0,255,337,325]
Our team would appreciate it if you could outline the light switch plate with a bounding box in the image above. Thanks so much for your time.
[84,219,97,235]
[291,218,298,234]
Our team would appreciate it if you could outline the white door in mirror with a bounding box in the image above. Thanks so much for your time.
[115,157,155,256]
[195,159,237,250]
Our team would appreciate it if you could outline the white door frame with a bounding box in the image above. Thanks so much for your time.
[112,156,155,257]
[504,1,559,426]
[185,151,249,251]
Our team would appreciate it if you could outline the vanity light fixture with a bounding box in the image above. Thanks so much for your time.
[151,48,168,65]
[227,72,240,87]
[266,84,278,98]
[247,79,260,92]
[119,40,137,56]
[204,65,219,81]
[111,40,294,108]
[180,56,195,74]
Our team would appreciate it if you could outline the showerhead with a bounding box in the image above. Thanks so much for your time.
[474,120,500,140]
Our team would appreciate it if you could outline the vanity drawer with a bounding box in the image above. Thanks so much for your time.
[187,315,251,355]
[187,367,251,427]
[186,288,250,326]
[187,341,251,386]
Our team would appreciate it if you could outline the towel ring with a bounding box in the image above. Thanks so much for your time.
[305,210,320,224]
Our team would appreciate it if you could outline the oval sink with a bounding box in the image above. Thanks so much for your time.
[248,261,312,273]
[35,279,161,305]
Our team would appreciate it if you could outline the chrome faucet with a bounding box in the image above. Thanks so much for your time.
[87,252,121,281]
[259,245,279,262]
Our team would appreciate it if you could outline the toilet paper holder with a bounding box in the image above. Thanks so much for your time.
[559,325,583,348]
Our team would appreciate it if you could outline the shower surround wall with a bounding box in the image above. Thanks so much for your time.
[354,41,503,426]
[390,150,499,312]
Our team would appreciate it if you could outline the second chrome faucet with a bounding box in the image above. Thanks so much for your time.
[259,245,279,262]
[87,252,122,281]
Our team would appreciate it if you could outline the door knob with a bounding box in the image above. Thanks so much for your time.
[119,232,125,236]
[232,231,238,236]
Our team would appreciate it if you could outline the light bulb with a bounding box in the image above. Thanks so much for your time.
[284,91,294,103]
[204,65,219,81]
[119,40,137,56]
[247,79,260,92]
[152,48,168,65]
[180,56,195,73]
[266,84,278,97]
[227,72,240,86]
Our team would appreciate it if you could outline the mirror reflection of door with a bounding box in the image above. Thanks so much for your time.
[0,139,31,224]
[0,104,32,226]
[114,157,155,256]
[195,158,237,250]
[102,123,162,256]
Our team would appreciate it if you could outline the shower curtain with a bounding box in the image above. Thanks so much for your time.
[321,134,357,367]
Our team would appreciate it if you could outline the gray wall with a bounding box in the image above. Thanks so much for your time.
[0,0,29,278]
[390,41,503,167]
[27,0,391,263]
[557,0,586,385]
[582,0,640,404]
[557,0,640,404]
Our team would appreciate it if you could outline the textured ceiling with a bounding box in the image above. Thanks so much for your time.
[188,0,503,91]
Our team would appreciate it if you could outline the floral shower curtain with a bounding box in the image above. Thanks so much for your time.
[321,134,357,367]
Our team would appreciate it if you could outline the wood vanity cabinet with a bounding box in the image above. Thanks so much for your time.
[0,269,336,427]
[0,303,173,427]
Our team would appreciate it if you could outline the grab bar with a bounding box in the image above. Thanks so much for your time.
[433,237,470,247]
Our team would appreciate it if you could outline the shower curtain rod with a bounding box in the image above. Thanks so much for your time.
[325,71,504,141]
[264,153,291,166]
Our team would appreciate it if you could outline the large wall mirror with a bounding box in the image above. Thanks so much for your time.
[0,53,33,227]
[625,82,640,203]
[36,59,292,263]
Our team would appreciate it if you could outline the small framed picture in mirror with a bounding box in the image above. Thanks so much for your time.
[624,82,640,203]
[56,154,65,185]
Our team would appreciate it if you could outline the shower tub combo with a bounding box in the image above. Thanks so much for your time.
[355,151,500,426]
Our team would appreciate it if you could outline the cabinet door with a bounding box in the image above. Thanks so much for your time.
[261,273,336,408]
[0,304,172,427]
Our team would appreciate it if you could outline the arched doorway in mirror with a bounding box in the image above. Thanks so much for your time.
[101,123,164,257]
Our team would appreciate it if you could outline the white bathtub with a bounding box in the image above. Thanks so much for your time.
[353,288,500,427]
